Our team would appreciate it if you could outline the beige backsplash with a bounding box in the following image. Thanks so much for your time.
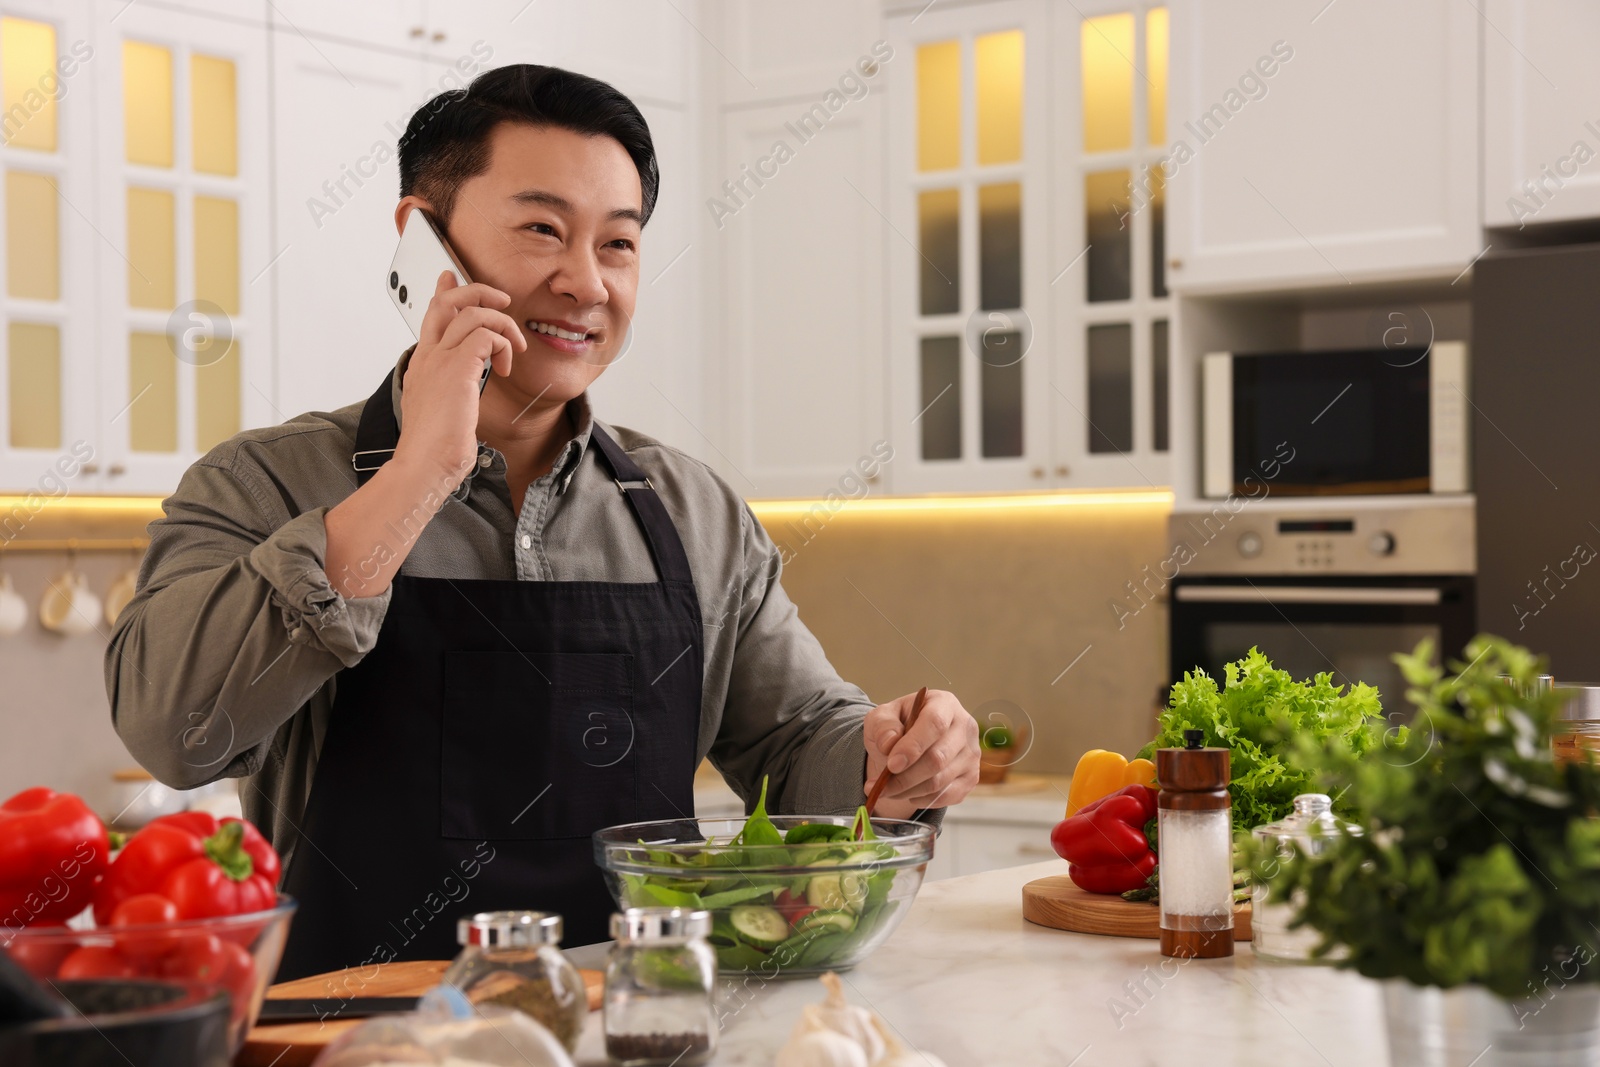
[0,498,1172,813]
[754,498,1171,777]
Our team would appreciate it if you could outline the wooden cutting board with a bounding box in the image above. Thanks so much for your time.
[1022,875,1252,941]
[237,959,604,1067]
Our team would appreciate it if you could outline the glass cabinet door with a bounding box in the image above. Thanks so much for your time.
[892,0,1049,493]
[95,4,268,494]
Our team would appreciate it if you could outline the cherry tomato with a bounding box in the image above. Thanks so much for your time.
[109,893,181,964]
[58,945,140,980]
[3,923,73,979]
[162,933,256,1024]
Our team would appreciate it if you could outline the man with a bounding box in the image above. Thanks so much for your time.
[105,65,979,981]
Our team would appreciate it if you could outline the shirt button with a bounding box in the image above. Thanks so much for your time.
[519,534,532,550]
[477,453,492,469]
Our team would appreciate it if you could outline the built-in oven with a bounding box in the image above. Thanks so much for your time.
[1166,501,1475,718]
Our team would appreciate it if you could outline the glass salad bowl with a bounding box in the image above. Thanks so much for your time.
[594,814,935,977]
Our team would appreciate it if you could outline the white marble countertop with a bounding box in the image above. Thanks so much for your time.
[568,859,1389,1066]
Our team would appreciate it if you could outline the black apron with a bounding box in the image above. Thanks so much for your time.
[276,373,701,981]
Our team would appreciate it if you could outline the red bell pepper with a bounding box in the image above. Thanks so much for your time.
[94,814,280,924]
[1049,783,1159,895]
[0,787,110,926]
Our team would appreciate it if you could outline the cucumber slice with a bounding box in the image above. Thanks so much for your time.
[808,871,868,911]
[728,904,790,949]
[794,909,857,935]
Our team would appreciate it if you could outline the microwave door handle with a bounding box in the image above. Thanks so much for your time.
[1174,586,1443,606]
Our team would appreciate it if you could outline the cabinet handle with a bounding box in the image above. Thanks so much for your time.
[1016,844,1056,857]
[1030,466,1045,479]
[1169,257,1183,270]
[81,462,99,474]
[109,463,126,476]
[430,30,446,43]
[409,25,425,38]
[1054,465,1069,477]
[864,472,879,484]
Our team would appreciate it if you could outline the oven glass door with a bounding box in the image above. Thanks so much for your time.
[1170,577,1475,719]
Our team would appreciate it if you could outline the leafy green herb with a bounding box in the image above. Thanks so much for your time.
[1244,636,1600,998]
[783,822,854,845]
[1138,646,1387,832]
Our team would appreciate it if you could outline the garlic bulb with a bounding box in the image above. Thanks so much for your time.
[785,972,885,1063]
[870,1011,950,1067]
[775,1030,871,1067]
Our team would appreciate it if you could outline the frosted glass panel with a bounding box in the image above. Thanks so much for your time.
[8,322,59,449]
[979,182,1021,311]
[190,54,237,176]
[1082,14,1134,153]
[980,330,1023,458]
[195,338,239,452]
[975,30,1022,166]
[129,331,177,452]
[123,41,174,168]
[1085,169,1131,303]
[128,187,176,309]
[7,171,58,300]
[919,335,961,461]
[1152,318,1170,452]
[1,18,56,152]
[917,41,960,172]
[1147,8,1169,145]
[1088,323,1133,453]
[918,188,959,316]
[194,196,239,314]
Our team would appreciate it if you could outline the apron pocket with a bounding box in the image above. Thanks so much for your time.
[440,650,637,841]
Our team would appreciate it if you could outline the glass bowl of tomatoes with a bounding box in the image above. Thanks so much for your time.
[3,896,297,1053]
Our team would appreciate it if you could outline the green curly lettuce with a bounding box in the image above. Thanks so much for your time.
[1137,647,1387,832]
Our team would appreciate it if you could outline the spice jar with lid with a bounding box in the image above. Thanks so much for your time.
[1250,793,1358,962]
[1157,729,1234,959]
[1553,685,1600,765]
[441,910,588,1054]
[604,907,717,1066]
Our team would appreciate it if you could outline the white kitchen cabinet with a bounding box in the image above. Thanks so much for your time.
[1483,0,1600,229]
[1164,0,1480,293]
[927,818,1060,881]
[716,0,886,107]
[269,33,427,421]
[710,99,889,499]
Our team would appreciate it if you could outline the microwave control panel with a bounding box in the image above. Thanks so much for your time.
[1170,500,1475,576]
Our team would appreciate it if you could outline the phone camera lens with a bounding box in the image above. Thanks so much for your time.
[389,271,399,290]
[397,284,407,304]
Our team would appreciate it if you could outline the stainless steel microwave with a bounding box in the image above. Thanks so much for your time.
[1202,343,1470,498]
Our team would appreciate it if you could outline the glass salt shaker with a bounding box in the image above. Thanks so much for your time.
[441,910,588,1054]
[1251,793,1358,962]
[604,908,717,1066]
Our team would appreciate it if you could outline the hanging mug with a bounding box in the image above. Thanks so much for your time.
[104,567,139,626]
[39,570,102,637]
[0,574,25,636]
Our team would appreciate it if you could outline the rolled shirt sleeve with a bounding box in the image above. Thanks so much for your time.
[106,449,388,790]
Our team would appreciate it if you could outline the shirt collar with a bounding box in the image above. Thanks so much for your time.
[388,349,596,496]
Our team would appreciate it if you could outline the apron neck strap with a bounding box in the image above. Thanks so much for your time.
[349,370,694,586]
[586,424,695,586]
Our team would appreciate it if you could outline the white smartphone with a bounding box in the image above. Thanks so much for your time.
[386,210,490,392]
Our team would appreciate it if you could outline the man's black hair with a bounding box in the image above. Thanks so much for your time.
[398,64,658,227]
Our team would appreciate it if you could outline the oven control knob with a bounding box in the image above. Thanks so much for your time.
[1369,531,1396,556]
[1237,531,1264,559]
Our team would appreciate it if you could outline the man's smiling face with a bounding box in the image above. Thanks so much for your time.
[418,122,644,407]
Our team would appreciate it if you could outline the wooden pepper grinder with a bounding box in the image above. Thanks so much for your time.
[1157,729,1233,959]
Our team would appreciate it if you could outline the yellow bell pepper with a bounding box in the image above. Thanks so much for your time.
[1065,750,1158,816]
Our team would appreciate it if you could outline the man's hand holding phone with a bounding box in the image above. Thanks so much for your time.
[392,271,525,486]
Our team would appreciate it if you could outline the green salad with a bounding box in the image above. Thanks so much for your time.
[618,779,902,973]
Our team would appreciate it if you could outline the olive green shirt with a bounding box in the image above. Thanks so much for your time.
[105,354,925,872]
